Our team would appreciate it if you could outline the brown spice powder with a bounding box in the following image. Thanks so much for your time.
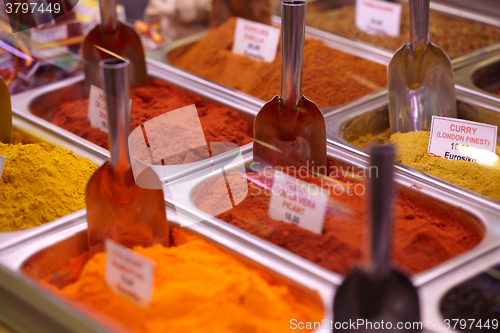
[306,4,500,57]
[171,17,388,108]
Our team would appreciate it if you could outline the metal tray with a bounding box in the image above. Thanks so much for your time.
[146,23,391,113]
[324,88,500,211]
[455,52,500,105]
[11,60,260,182]
[434,0,500,19]
[282,0,500,69]
[0,210,334,333]
[0,115,105,253]
[419,246,500,333]
[161,145,500,289]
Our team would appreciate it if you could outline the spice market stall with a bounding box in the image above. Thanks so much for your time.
[0,0,499,333]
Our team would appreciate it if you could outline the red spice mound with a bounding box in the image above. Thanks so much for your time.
[48,79,253,153]
[193,159,482,276]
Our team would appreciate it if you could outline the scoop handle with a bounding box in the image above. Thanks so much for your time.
[100,58,131,173]
[99,0,118,34]
[367,145,395,279]
[281,1,306,109]
[409,0,430,47]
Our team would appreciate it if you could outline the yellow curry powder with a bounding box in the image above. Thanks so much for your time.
[351,130,500,201]
[0,142,97,231]
[55,228,323,333]
[12,129,39,145]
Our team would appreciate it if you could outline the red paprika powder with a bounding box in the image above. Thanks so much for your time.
[193,159,482,276]
[44,80,253,162]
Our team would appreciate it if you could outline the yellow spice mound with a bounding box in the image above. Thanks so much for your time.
[351,130,500,201]
[0,143,97,231]
[12,129,39,145]
[57,229,323,333]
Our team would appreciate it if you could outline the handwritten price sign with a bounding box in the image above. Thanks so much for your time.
[3,0,79,32]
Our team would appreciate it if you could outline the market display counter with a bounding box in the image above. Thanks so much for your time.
[1,2,500,332]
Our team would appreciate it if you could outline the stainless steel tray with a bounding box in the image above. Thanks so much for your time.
[146,22,391,113]
[282,0,500,70]
[11,60,260,181]
[455,52,500,105]
[0,115,105,253]
[324,88,500,211]
[419,246,500,333]
[162,145,500,289]
[0,209,334,333]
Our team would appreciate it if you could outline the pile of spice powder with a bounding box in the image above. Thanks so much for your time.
[192,159,482,276]
[12,128,39,145]
[170,17,387,108]
[48,228,323,333]
[350,130,500,201]
[306,4,500,57]
[45,79,253,163]
[0,142,97,231]
[440,264,500,333]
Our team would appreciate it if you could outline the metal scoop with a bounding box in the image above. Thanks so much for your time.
[86,58,168,254]
[388,0,456,133]
[253,1,326,175]
[82,0,148,89]
[0,77,12,144]
[333,145,421,332]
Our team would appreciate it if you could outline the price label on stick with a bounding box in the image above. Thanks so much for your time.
[88,85,132,134]
[232,17,280,63]
[428,116,498,166]
[268,171,328,234]
[0,155,5,179]
[355,0,402,37]
[105,239,155,307]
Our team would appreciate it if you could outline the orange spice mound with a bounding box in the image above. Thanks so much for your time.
[171,17,388,108]
[48,80,253,161]
[45,228,323,333]
[193,159,482,276]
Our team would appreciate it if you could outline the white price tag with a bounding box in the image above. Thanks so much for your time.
[268,171,328,234]
[30,25,68,43]
[428,117,498,166]
[31,46,69,60]
[88,85,132,134]
[0,155,5,179]
[30,25,69,60]
[355,0,402,37]
[88,85,109,133]
[105,239,155,307]
[232,18,280,63]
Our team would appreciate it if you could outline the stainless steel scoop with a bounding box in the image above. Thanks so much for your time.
[388,0,456,133]
[253,1,326,175]
[82,0,148,90]
[333,145,421,332]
